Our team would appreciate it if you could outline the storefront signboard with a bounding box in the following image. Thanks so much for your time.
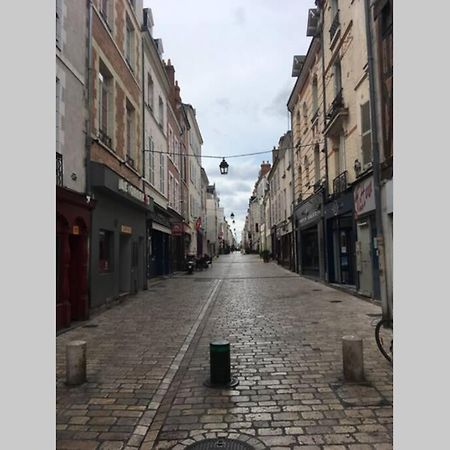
[354,176,375,218]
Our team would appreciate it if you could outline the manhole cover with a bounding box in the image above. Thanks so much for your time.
[185,438,255,450]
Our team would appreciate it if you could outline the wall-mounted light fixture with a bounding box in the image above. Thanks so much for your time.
[354,159,362,177]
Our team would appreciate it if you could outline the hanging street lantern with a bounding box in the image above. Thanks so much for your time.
[219,158,229,175]
[230,212,235,220]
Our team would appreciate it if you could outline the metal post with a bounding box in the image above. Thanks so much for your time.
[204,340,238,388]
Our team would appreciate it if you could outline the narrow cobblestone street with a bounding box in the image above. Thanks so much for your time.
[57,253,393,450]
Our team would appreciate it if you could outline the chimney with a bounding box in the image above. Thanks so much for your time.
[174,80,181,104]
[165,58,175,88]
[260,161,271,177]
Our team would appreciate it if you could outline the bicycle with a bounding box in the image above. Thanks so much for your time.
[374,317,393,365]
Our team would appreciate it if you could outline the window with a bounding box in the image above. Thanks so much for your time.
[302,103,308,133]
[158,97,164,128]
[99,229,114,272]
[147,73,154,109]
[175,180,180,212]
[126,100,135,165]
[98,63,113,145]
[159,153,165,194]
[314,145,320,182]
[100,0,112,30]
[125,16,134,70]
[56,77,61,152]
[296,110,301,135]
[333,60,342,98]
[331,0,339,17]
[168,173,174,207]
[56,0,62,48]
[304,156,310,187]
[361,101,372,165]
[312,77,318,114]
[147,136,155,185]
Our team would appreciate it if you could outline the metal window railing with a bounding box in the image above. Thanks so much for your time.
[333,170,348,195]
[56,152,63,186]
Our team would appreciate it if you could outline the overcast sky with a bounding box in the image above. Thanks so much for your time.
[143,0,314,241]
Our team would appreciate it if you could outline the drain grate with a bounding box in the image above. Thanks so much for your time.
[330,300,342,303]
[83,324,98,328]
[185,438,255,450]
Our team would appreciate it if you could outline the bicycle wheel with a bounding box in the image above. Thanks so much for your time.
[375,319,393,364]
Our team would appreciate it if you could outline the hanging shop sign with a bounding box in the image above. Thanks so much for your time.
[172,223,183,236]
[354,176,375,218]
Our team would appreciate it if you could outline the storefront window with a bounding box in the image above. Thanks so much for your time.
[99,229,114,272]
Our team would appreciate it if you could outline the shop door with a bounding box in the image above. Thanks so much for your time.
[301,227,320,276]
[131,241,138,294]
[119,233,131,293]
[357,221,373,297]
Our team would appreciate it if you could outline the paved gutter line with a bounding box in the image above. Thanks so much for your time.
[126,279,223,449]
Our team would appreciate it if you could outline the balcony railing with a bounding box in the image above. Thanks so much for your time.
[329,11,340,42]
[333,170,348,195]
[56,152,63,186]
[326,89,344,122]
[98,128,112,148]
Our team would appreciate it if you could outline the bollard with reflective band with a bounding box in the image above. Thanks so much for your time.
[204,340,239,388]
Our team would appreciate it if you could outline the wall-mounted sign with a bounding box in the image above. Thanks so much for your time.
[172,223,182,236]
[72,225,80,235]
[118,178,145,203]
[121,225,132,234]
[354,176,375,218]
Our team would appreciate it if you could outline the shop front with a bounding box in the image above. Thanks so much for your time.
[147,204,172,278]
[294,192,325,279]
[354,175,380,299]
[56,186,96,330]
[324,191,356,286]
[90,163,149,309]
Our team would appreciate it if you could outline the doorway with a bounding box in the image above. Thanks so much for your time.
[119,233,131,293]
[357,220,373,296]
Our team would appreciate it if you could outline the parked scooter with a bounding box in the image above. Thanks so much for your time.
[186,255,195,275]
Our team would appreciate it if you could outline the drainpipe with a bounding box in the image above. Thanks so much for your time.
[85,0,93,196]
[289,117,297,273]
[85,0,93,311]
[364,0,389,320]
[319,14,330,282]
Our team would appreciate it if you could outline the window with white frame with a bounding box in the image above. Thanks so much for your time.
[312,76,319,114]
[333,60,342,98]
[158,97,164,129]
[56,0,62,48]
[159,152,165,194]
[100,0,113,31]
[168,126,174,160]
[125,16,134,70]
[361,101,372,166]
[147,136,155,185]
[98,63,113,144]
[314,144,320,182]
[147,73,154,109]
[126,100,135,165]
[304,156,310,187]
[168,173,174,207]
[175,180,179,212]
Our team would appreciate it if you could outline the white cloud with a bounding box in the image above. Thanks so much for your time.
[144,0,314,236]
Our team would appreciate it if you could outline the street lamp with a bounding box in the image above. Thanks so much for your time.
[230,212,235,219]
[219,158,229,175]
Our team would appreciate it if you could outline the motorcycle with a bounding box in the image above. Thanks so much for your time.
[186,255,195,275]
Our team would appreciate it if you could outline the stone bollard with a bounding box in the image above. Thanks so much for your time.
[66,340,87,385]
[342,335,364,382]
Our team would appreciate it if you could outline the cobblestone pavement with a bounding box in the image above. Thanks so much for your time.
[56,253,392,450]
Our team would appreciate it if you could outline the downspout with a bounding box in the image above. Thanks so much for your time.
[364,0,389,319]
[85,0,93,311]
[319,14,330,282]
[141,30,148,289]
[289,115,297,273]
